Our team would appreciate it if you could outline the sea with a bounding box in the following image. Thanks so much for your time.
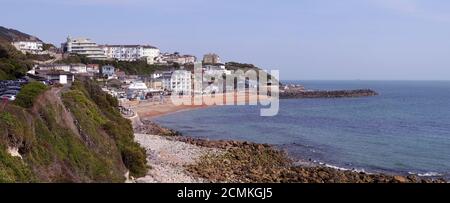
[153,81,450,180]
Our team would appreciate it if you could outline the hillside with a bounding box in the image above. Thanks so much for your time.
[0,26,42,43]
[0,80,147,182]
[0,26,36,80]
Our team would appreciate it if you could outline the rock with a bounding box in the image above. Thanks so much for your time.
[280,89,378,99]
[393,176,408,183]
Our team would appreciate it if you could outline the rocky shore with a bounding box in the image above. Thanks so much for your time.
[134,119,182,136]
[280,89,378,99]
[133,121,446,183]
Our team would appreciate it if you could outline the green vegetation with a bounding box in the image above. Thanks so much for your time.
[25,53,54,61]
[15,82,48,108]
[56,54,171,75]
[0,145,35,183]
[0,79,147,182]
[1,26,148,182]
[0,42,33,80]
[42,43,55,51]
[0,26,38,80]
[63,79,148,177]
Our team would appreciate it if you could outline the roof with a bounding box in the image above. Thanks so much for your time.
[102,44,159,49]
[36,70,74,76]
[128,82,148,90]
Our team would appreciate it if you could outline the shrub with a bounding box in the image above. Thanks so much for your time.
[120,144,148,177]
[15,82,48,108]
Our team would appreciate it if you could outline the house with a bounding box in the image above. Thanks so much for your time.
[154,52,196,65]
[203,53,221,64]
[86,64,100,74]
[128,82,148,91]
[34,70,75,84]
[204,64,231,76]
[101,65,115,78]
[116,71,126,80]
[148,79,163,90]
[70,63,87,74]
[151,70,164,79]
[12,41,43,54]
[38,64,71,72]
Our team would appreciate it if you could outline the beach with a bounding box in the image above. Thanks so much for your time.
[124,92,267,119]
[128,90,447,183]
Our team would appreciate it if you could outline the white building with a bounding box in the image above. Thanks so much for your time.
[155,53,196,65]
[101,45,160,64]
[128,82,148,91]
[62,37,107,60]
[151,70,164,79]
[70,63,87,74]
[12,41,43,54]
[161,70,192,94]
[38,64,71,72]
[86,64,100,74]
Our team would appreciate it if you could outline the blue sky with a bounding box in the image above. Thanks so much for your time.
[1,0,450,80]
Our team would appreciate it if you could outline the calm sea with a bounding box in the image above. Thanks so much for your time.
[154,81,450,179]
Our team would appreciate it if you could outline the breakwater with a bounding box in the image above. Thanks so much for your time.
[280,89,378,99]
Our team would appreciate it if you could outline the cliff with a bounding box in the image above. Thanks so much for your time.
[0,80,147,182]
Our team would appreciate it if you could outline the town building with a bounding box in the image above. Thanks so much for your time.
[61,36,107,60]
[116,71,126,81]
[70,63,87,74]
[161,70,192,94]
[37,64,71,72]
[101,45,160,64]
[151,70,164,79]
[101,65,115,78]
[204,64,231,76]
[33,70,75,84]
[12,41,44,54]
[148,79,163,90]
[203,53,221,64]
[86,64,100,74]
[154,52,196,65]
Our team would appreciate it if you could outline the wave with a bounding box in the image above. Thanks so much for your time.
[408,171,443,177]
[311,160,370,174]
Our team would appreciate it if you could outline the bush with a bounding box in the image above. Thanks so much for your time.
[120,144,148,177]
[67,79,148,178]
[15,82,48,108]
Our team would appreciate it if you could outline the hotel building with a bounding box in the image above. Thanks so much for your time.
[101,45,160,64]
[62,37,107,60]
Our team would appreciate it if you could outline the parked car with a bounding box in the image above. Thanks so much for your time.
[3,90,19,95]
[7,86,21,91]
[42,80,54,86]
[1,94,16,101]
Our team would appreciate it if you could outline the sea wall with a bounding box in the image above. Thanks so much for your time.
[280,89,378,99]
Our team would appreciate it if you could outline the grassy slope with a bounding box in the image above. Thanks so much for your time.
[0,80,147,182]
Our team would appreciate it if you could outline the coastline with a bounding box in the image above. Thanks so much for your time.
[129,98,447,183]
[125,92,267,119]
[133,125,446,183]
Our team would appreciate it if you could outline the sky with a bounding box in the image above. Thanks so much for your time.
[1,0,450,80]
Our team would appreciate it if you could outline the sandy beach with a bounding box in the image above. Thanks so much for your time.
[124,92,268,119]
